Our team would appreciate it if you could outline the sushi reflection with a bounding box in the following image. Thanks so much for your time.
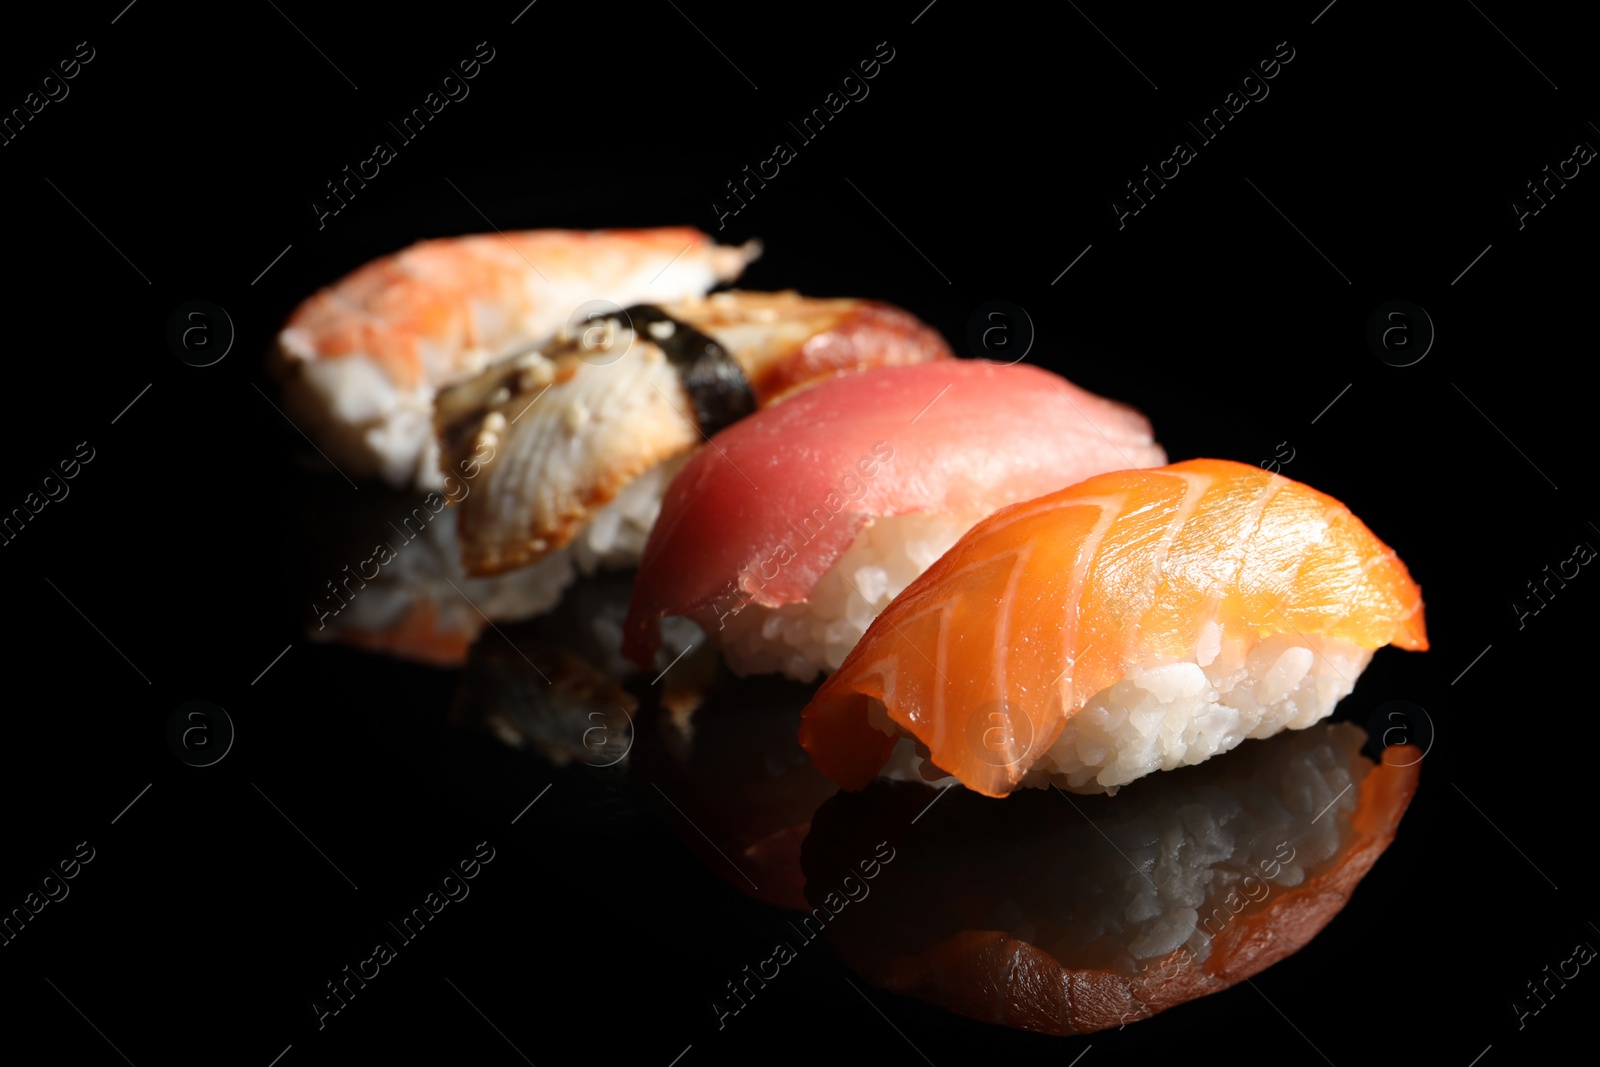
[799,722,1419,1035]
[449,572,706,765]
[297,477,577,667]
[427,567,1416,1036]
[632,669,841,912]
[449,573,836,911]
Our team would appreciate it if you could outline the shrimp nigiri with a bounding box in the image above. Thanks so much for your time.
[273,227,759,489]
[800,459,1427,798]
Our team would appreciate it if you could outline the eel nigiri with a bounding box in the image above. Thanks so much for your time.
[435,291,952,578]
[312,291,950,664]
[273,228,759,489]
[622,361,1166,681]
[799,458,1427,797]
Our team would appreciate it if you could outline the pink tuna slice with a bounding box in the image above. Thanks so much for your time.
[621,360,1166,668]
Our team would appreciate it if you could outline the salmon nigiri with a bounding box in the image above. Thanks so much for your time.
[799,459,1427,798]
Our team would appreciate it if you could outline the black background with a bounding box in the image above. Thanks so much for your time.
[1,1,1593,1064]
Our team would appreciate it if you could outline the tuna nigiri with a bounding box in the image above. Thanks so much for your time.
[622,361,1166,681]
[799,459,1427,797]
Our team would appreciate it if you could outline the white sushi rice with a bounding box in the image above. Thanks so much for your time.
[1021,630,1373,795]
[568,455,685,573]
[285,353,452,490]
[714,511,985,681]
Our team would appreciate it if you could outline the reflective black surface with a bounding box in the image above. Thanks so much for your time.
[3,2,1592,1064]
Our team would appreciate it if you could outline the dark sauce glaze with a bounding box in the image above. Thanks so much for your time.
[614,305,757,435]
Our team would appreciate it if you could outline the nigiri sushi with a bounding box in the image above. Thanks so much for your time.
[435,291,952,578]
[622,361,1166,681]
[273,227,759,489]
[311,291,951,664]
[799,459,1427,797]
